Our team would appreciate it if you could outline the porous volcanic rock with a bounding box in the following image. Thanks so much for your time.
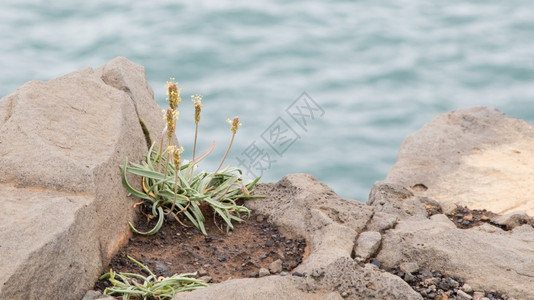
[0,57,164,300]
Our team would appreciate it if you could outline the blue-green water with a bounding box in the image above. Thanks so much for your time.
[2,1,534,202]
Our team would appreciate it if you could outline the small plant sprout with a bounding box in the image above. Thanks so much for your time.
[215,117,241,174]
[121,80,262,236]
[99,256,208,299]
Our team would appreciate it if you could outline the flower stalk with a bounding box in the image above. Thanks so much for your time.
[215,117,241,173]
[191,94,203,161]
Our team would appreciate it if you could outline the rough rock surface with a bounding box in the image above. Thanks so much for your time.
[250,174,374,272]
[377,214,534,299]
[0,57,164,300]
[174,174,420,300]
[354,231,382,260]
[386,106,534,215]
[173,276,342,300]
[175,257,422,300]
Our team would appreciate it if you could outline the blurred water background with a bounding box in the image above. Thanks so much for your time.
[2,0,534,202]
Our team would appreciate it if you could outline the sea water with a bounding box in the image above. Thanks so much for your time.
[2,0,534,202]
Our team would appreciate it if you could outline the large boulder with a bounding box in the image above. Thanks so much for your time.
[368,106,534,299]
[386,106,534,215]
[0,57,164,299]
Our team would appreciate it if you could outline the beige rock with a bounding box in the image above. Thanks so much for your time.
[354,231,382,260]
[174,258,422,300]
[366,211,399,232]
[367,181,427,219]
[0,57,164,300]
[258,268,270,277]
[172,276,337,300]
[377,216,534,299]
[269,259,283,274]
[250,174,374,272]
[386,107,534,215]
[491,211,531,229]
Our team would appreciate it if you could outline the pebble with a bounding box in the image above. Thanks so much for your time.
[370,258,381,268]
[153,261,169,276]
[248,271,258,278]
[456,290,472,300]
[462,283,473,293]
[256,215,264,223]
[292,271,305,277]
[81,290,115,300]
[197,268,208,276]
[399,262,419,274]
[389,268,506,300]
[258,267,270,277]
[279,271,289,276]
[419,269,433,280]
[198,276,212,283]
[269,259,283,274]
[403,272,416,283]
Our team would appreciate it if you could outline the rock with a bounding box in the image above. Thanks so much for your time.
[172,276,338,300]
[153,261,169,276]
[462,283,473,293]
[313,258,422,300]
[490,211,531,229]
[472,294,485,300]
[0,57,164,299]
[81,290,115,300]
[95,56,168,148]
[354,231,382,260]
[386,107,534,215]
[399,262,419,274]
[258,268,270,277]
[198,276,212,283]
[366,211,398,232]
[439,201,457,215]
[377,216,534,299]
[250,174,374,272]
[269,259,283,274]
[197,268,208,277]
[174,258,422,300]
[367,181,427,219]
[456,290,472,300]
[472,223,505,234]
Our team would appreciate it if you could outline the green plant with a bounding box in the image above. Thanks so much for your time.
[121,79,262,235]
[99,256,208,300]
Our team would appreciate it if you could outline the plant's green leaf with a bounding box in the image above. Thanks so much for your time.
[209,174,240,197]
[246,176,261,190]
[126,167,166,181]
[128,206,164,236]
[202,197,233,210]
[212,206,233,230]
[127,255,155,277]
[121,160,152,201]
